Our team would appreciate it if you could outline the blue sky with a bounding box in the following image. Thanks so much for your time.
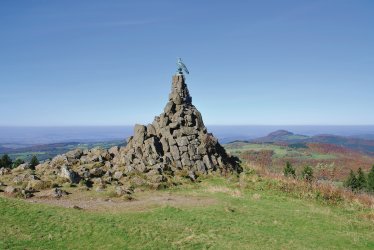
[0,0,373,126]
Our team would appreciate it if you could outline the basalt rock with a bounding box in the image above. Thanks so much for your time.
[2,74,241,193]
[114,74,241,178]
[60,166,81,184]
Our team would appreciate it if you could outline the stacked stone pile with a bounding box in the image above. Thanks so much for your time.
[0,74,241,195]
[114,74,241,178]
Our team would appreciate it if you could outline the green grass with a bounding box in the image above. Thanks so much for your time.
[1,177,373,249]
[225,142,337,160]
[10,151,47,159]
[225,142,291,156]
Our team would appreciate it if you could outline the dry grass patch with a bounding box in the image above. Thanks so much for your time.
[205,186,242,198]
[19,188,217,213]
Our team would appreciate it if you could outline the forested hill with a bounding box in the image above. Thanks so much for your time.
[250,130,374,155]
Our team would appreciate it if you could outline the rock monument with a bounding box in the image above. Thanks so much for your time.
[112,72,241,180]
[0,60,241,195]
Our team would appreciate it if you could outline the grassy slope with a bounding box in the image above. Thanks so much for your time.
[225,142,374,180]
[225,142,336,160]
[1,177,373,249]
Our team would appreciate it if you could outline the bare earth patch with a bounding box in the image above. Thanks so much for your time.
[15,189,217,213]
[205,185,243,198]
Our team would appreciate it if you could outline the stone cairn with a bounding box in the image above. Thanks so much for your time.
[115,74,242,179]
[0,74,241,196]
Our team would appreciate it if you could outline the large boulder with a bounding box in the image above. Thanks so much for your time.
[4,186,20,195]
[26,179,51,190]
[65,148,83,160]
[0,167,11,176]
[60,166,81,184]
[12,163,30,172]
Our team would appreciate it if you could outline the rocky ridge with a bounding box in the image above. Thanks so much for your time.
[0,74,241,196]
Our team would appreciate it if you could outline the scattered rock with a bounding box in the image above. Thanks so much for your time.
[115,185,134,196]
[108,146,119,156]
[90,167,105,177]
[4,186,19,194]
[12,163,30,172]
[60,166,81,184]
[0,168,11,176]
[21,189,33,198]
[52,187,68,198]
[188,171,196,181]
[113,171,123,180]
[51,155,68,168]
[13,173,31,185]
[26,179,51,190]
[0,72,241,194]
[65,148,83,159]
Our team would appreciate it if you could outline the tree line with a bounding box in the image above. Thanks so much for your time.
[0,154,39,170]
[284,161,374,192]
[284,161,314,181]
[344,167,374,192]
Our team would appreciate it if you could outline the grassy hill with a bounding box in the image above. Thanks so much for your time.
[225,141,374,181]
[254,129,310,142]
[1,174,373,249]
[252,130,374,155]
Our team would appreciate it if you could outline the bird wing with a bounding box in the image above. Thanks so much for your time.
[181,62,189,74]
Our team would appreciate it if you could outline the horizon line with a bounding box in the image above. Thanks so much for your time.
[1,124,374,127]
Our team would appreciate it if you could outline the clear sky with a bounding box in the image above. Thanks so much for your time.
[0,0,373,126]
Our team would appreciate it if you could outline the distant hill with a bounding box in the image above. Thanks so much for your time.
[255,130,309,142]
[0,142,81,154]
[251,130,374,155]
[308,134,374,154]
[0,146,12,153]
